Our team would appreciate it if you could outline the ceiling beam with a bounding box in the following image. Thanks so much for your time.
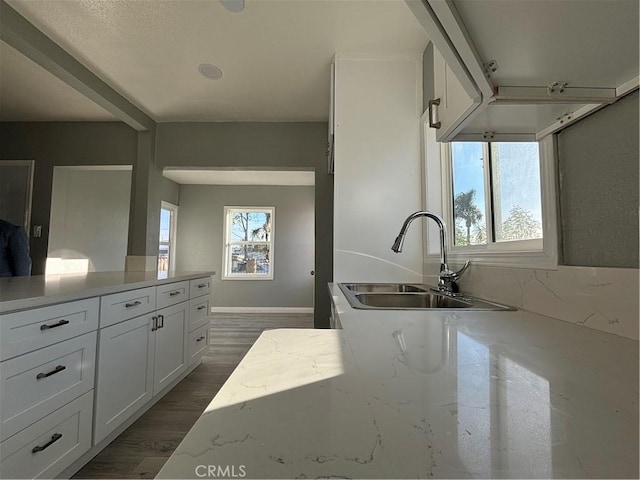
[0,0,155,131]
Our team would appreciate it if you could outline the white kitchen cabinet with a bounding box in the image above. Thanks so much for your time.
[0,332,96,441]
[99,286,156,329]
[409,0,639,141]
[430,46,481,142]
[94,300,188,442]
[0,298,99,362]
[327,61,335,174]
[93,313,155,444]
[153,301,188,396]
[156,280,189,309]
[187,324,209,366]
[0,391,93,480]
[188,277,212,299]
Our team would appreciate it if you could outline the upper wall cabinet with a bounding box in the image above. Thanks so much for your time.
[408,0,640,141]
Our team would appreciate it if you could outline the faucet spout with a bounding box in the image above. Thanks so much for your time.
[391,211,449,272]
[391,210,469,295]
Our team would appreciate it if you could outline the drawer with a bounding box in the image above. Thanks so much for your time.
[156,281,189,309]
[0,391,93,479]
[100,286,156,328]
[188,297,210,332]
[0,332,96,441]
[0,298,99,362]
[188,324,209,365]
[189,277,212,299]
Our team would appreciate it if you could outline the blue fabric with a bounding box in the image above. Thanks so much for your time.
[0,219,32,277]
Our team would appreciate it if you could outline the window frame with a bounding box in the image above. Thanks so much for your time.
[158,201,178,277]
[222,206,275,281]
[423,125,558,270]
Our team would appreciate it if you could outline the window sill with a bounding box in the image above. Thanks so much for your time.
[425,247,558,271]
[222,275,274,281]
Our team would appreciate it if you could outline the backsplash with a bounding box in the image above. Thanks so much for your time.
[457,265,639,340]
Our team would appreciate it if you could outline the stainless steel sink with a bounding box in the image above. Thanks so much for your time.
[338,283,514,311]
[355,293,472,309]
[342,283,427,293]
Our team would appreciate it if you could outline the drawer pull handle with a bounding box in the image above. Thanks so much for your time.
[40,319,69,330]
[125,300,142,308]
[196,336,206,342]
[32,433,63,453]
[198,283,207,288]
[157,314,164,329]
[37,365,66,379]
[428,98,441,129]
[169,291,181,296]
[197,305,207,311]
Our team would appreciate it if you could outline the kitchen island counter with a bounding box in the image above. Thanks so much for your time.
[0,270,215,313]
[157,283,638,479]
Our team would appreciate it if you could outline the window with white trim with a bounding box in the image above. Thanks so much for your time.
[223,207,274,280]
[158,201,178,279]
[423,128,558,269]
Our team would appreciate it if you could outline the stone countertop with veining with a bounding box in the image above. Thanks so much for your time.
[0,271,215,313]
[157,284,639,479]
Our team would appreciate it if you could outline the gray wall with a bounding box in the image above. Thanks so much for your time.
[48,167,131,271]
[176,185,315,308]
[156,122,333,328]
[558,90,639,268]
[0,122,137,273]
[161,176,180,206]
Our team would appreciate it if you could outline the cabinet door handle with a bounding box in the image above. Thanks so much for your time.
[40,319,69,330]
[125,300,142,308]
[197,305,206,311]
[196,336,206,342]
[158,314,164,329]
[428,98,441,129]
[197,283,207,288]
[32,433,63,453]
[36,365,66,380]
[151,316,158,332]
[169,291,181,297]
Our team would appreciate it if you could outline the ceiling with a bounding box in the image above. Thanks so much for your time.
[3,0,428,123]
[0,41,117,121]
[163,169,315,186]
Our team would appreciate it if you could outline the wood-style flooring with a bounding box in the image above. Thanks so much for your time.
[72,313,314,479]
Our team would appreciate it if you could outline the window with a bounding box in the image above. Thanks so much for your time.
[424,129,558,269]
[223,207,274,280]
[158,202,178,279]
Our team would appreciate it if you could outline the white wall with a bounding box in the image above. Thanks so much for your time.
[175,185,315,309]
[48,166,132,273]
[334,54,423,283]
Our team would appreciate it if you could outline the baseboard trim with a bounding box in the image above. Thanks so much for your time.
[210,307,314,314]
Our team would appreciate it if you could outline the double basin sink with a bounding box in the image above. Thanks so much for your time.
[338,283,514,311]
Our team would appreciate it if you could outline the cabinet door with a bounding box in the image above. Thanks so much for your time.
[153,302,188,396]
[93,314,155,444]
[432,47,480,141]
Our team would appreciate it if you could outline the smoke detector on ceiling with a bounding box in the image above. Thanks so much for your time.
[198,64,223,80]
[220,0,245,13]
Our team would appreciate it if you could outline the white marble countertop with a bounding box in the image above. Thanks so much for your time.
[157,283,638,479]
[0,271,215,313]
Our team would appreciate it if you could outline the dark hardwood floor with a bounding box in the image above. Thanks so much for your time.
[72,313,314,479]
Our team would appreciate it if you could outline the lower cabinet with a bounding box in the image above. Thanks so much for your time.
[94,300,188,443]
[0,391,93,480]
[188,323,209,365]
[93,314,155,444]
[152,302,188,396]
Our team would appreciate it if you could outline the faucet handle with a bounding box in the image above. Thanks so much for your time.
[441,260,471,280]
